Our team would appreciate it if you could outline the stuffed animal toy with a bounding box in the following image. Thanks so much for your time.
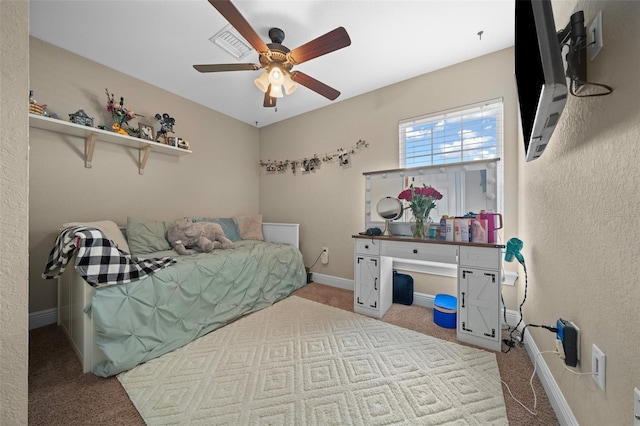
[167,218,234,255]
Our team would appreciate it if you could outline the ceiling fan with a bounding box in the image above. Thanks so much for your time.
[194,0,351,108]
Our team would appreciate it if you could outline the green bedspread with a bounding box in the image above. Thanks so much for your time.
[90,240,306,376]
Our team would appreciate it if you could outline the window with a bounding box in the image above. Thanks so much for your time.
[399,98,503,167]
[398,98,504,216]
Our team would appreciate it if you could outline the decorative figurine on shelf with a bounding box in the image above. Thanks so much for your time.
[105,88,137,135]
[154,113,175,145]
[177,139,190,150]
[111,123,129,135]
[69,109,94,127]
[29,90,47,116]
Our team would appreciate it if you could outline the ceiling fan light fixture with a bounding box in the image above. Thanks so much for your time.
[195,2,352,108]
[268,65,285,86]
[269,84,284,98]
[283,73,298,95]
[254,71,270,93]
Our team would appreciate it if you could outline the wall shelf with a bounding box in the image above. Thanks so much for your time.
[29,113,192,175]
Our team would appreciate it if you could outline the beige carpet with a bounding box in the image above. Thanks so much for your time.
[118,295,508,425]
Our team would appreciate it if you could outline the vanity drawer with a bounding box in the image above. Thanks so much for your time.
[459,246,501,269]
[381,240,458,264]
[355,238,380,255]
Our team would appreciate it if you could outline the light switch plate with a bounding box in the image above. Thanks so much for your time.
[589,11,604,60]
[592,344,606,391]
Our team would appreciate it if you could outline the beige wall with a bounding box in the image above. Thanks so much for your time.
[28,37,260,313]
[1,0,29,424]
[22,1,640,423]
[259,47,521,306]
[518,1,640,424]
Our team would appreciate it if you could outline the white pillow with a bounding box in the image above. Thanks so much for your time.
[61,220,130,254]
[236,214,264,241]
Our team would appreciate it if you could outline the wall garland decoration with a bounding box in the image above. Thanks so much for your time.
[259,139,369,174]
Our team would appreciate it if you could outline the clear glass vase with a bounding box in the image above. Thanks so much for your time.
[413,216,425,239]
[412,207,431,238]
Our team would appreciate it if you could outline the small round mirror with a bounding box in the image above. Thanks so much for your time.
[376,197,403,236]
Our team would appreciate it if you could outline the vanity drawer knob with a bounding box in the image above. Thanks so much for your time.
[413,249,418,254]
[365,245,369,249]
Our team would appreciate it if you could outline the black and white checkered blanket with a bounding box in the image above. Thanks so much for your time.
[42,226,176,287]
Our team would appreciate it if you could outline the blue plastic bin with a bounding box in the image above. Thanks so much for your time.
[433,294,457,329]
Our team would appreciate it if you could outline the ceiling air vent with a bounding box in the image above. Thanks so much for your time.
[209,24,253,60]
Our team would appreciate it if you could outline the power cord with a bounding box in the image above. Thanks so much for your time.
[569,79,613,97]
[502,350,600,417]
[563,364,598,376]
[306,248,325,270]
[524,323,558,338]
[503,259,528,353]
[502,262,562,350]
[501,350,558,416]
[561,39,614,97]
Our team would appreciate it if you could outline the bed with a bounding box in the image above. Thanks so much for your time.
[55,217,306,377]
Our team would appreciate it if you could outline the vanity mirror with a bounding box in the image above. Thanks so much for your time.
[364,159,501,236]
[376,197,403,236]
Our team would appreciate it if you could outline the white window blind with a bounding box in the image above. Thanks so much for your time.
[399,98,503,168]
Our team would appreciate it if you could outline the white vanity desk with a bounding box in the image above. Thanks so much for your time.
[353,234,505,352]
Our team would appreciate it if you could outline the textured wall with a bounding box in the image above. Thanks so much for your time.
[0,1,29,424]
[520,1,640,424]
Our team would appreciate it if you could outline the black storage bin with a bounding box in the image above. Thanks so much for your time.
[393,271,414,305]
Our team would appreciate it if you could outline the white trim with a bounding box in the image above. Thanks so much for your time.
[412,292,435,308]
[310,273,353,291]
[29,307,57,330]
[521,324,579,425]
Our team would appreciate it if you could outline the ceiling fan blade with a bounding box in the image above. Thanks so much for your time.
[208,0,269,53]
[289,27,351,65]
[290,71,340,101]
[193,63,260,73]
[263,85,277,108]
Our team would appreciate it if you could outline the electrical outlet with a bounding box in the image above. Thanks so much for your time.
[592,344,606,391]
[557,319,579,367]
[321,247,329,265]
[589,10,604,61]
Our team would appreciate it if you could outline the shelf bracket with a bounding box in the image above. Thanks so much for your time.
[84,132,97,168]
[139,145,151,175]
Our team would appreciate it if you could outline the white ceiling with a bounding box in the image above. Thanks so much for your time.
[29,0,515,128]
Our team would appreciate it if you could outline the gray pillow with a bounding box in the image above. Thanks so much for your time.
[126,217,173,255]
[189,217,243,242]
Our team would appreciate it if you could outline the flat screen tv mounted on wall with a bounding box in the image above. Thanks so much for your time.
[515,0,568,162]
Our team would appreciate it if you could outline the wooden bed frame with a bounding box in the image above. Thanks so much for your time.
[57,223,300,374]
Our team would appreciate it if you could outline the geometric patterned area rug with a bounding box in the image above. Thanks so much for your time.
[118,296,508,425]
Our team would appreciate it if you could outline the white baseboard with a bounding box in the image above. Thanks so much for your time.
[29,308,57,330]
[312,272,575,425]
[310,273,353,291]
[521,326,578,425]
